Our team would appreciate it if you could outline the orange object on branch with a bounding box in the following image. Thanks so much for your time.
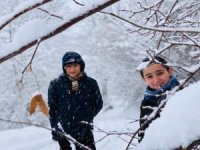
[29,94,49,116]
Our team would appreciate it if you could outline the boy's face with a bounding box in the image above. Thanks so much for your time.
[142,64,173,90]
[65,63,81,77]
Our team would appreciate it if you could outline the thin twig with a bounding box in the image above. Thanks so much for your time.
[37,8,63,20]
[20,41,41,82]
[73,0,84,6]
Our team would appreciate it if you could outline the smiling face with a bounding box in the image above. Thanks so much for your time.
[65,63,81,77]
[142,63,173,90]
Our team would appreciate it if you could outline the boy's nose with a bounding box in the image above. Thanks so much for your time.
[153,76,160,85]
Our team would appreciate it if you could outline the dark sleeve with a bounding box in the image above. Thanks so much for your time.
[139,100,154,126]
[91,80,103,118]
[138,100,154,142]
[48,80,59,130]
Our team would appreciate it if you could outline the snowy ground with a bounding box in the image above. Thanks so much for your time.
[0,1,200,150]
[1,81,200,150]
[0,106,139,150]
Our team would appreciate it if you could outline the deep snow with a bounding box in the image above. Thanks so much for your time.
[1,81,200,150]
[0,0,200,150]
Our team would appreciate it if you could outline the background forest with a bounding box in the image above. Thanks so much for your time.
[0,0,200,150]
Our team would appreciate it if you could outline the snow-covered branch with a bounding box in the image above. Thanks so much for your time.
[103,12,200,34]
[0,0,119,64]
[102,0,200,65]
[0,0,52,31]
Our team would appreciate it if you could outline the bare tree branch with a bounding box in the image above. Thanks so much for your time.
[102,12,200,34]
[0,0,119,64]
[156,0,178,49]
[178,66,200,90]
[73,0,85,6]
[37,8,63,20]
[163,0,178,24]
[181,33,200,47]
[20,41,41,82]
[81,121,134,144]
[19,41,42,95]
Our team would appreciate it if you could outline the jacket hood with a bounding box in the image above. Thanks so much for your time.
[62,51,85,73]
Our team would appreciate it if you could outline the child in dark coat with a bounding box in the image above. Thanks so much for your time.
[138,56,180,142]
[48,51,103,150]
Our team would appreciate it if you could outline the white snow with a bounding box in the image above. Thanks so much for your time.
[0,19,56,57]
[0,81,200,150]
[0,108,137,150]
[136,61,150,71]
[0,0,46,28]
[0,0,116,60]
[0,0,200,150]
[135,80,200,150]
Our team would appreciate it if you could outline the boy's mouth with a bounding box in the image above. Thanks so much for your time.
[153,84,163,89]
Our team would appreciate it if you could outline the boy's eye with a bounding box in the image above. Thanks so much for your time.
[156,72,164,76]
[146,75,153,79]
[74,64,79,67]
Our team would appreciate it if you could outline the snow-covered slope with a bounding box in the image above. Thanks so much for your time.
[1,81,200,150]
[0,107,138,150]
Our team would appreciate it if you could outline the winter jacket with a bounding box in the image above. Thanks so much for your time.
[138,76,180,142]
[138,92,163,142]
[48,73,103,140]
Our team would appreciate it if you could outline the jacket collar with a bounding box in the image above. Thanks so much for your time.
[144,76,179,101]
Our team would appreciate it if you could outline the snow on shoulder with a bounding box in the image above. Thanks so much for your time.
[136,81,200,150]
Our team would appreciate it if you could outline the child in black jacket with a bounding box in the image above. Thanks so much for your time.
[48,51,103,150]
[138,56,180,142]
